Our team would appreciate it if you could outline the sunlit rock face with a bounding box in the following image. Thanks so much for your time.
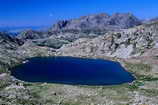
[58,21,158,58]
[50,13,142,32]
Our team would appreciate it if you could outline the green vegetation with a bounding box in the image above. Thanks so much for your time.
[140,88,158,97]
[0,68,8,73]
[125,62,158,81]
[125,62,151,75]
[124,62,158,93]
[138,75,158,81]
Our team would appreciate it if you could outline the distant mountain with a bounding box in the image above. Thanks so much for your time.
[148,17,158,23]
[15,13,143,48]
[0,26,50,34]
[50,13,142,32]
[0,32,23,50]
[16,30,45,42]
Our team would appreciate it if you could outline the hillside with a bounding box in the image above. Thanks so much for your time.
[58,21,158,58]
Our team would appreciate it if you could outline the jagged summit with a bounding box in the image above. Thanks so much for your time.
[50,13,142,32]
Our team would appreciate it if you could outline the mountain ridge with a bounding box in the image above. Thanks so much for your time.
[50,13,142,32]
[15,13,142,44]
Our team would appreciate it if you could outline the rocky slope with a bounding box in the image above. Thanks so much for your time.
[58,21,158,58]
[0,32,22,49]
[0,32,23,70]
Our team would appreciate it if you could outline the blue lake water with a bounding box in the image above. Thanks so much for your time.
[11,57,135,85]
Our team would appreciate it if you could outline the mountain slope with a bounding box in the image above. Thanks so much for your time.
[50,13,142,32]
[58,21,158,58]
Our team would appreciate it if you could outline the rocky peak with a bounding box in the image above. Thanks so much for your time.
[50,13,142,32]
[52,20,70,31]
[109,13,142,28]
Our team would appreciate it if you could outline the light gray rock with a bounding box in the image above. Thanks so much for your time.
[58,21,158,58]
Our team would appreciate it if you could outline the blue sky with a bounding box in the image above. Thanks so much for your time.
[0,0,158,27]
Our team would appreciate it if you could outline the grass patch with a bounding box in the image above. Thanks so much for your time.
[125,63,151,75]
[127,80,144,90]
[125,62,158,81]
[0,69,8,73]
[140,89,158,97]
[138,75,158,81]
[124,62,158,91]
